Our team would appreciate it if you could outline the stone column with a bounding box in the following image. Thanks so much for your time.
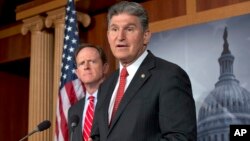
[21,15,54,141]
[45,8,65,138]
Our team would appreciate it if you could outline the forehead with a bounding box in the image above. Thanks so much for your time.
[77,47,100,59]
[109,13,140,26]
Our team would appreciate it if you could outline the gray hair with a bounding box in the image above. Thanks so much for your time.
[107,1,149,31]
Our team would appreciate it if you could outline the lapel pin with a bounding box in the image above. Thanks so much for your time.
[141,74,145,78]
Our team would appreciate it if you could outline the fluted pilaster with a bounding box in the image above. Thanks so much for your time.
[22,15,54,141]
[45,8,65,138]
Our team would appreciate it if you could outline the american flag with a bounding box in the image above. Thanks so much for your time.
[55,0,85,140]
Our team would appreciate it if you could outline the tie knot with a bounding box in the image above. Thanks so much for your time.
[88,96,95,102]
[120,67,128,77]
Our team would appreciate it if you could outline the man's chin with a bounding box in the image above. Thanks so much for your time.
[82,80,94,85]
[115,55,128,61]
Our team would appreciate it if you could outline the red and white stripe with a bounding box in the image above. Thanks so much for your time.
[55,79,85,141]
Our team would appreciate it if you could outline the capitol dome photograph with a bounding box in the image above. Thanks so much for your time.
[148,13,250,141]
[197,27,250,141]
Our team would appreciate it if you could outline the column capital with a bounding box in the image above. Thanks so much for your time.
[77,12,91,27]
[45,7,91,28]
[45,7,66,28]
[21,15,45,35]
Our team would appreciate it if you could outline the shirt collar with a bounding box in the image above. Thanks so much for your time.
[119,50,148,77]
[85,90,98,100]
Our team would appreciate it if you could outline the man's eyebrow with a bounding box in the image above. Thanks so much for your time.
[109,23,137,28]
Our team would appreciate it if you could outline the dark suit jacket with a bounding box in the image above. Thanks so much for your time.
[68,97,86,141]
[68,92,100,141]
[91,51,197,141]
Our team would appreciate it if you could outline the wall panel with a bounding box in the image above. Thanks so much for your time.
[143,0,186,22]
[197,0,250,11]
[0,33,30,63]
[0,72,29,141]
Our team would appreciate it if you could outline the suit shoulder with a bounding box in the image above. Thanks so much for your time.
[68,98,85,114]
[100,70,118,87]
[155,56,187,74]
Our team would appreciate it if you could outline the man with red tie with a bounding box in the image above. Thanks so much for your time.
[68,43,109,141]
[91,1,197,141]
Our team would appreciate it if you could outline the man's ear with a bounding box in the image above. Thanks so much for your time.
[75,68,80,78]
[107,30,110,37]
[143,30,151,45]
[103,63,109,75]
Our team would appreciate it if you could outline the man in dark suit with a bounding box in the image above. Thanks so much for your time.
[91,1,197,141]
[68,43,109,141]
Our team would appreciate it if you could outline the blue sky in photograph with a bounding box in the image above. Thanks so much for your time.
[148,13,250,114]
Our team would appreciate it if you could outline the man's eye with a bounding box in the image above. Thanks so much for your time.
[90,60,96,64]
[127,28,134,32]
[111,28,117,32]
[77,62,84,67]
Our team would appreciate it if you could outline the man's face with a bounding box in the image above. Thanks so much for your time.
[107,13,151,66]
[75,47,107,86]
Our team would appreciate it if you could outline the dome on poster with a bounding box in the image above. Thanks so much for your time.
[197,27,250,141]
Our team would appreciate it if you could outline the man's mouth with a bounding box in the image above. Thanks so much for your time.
[116,44,128,48]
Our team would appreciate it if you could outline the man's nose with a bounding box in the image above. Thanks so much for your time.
[117,30,125,41]
[83,62,90,69]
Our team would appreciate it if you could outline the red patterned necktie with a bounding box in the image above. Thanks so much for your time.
[83,96,95,141]
[111,67,128,122]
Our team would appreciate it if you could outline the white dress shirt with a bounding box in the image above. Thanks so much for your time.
[82,90,98,129]
[108,50,148,123]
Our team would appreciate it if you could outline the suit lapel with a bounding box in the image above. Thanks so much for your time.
[108,51,156,134]
[73,98,86,141]
[102,71,119,133]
